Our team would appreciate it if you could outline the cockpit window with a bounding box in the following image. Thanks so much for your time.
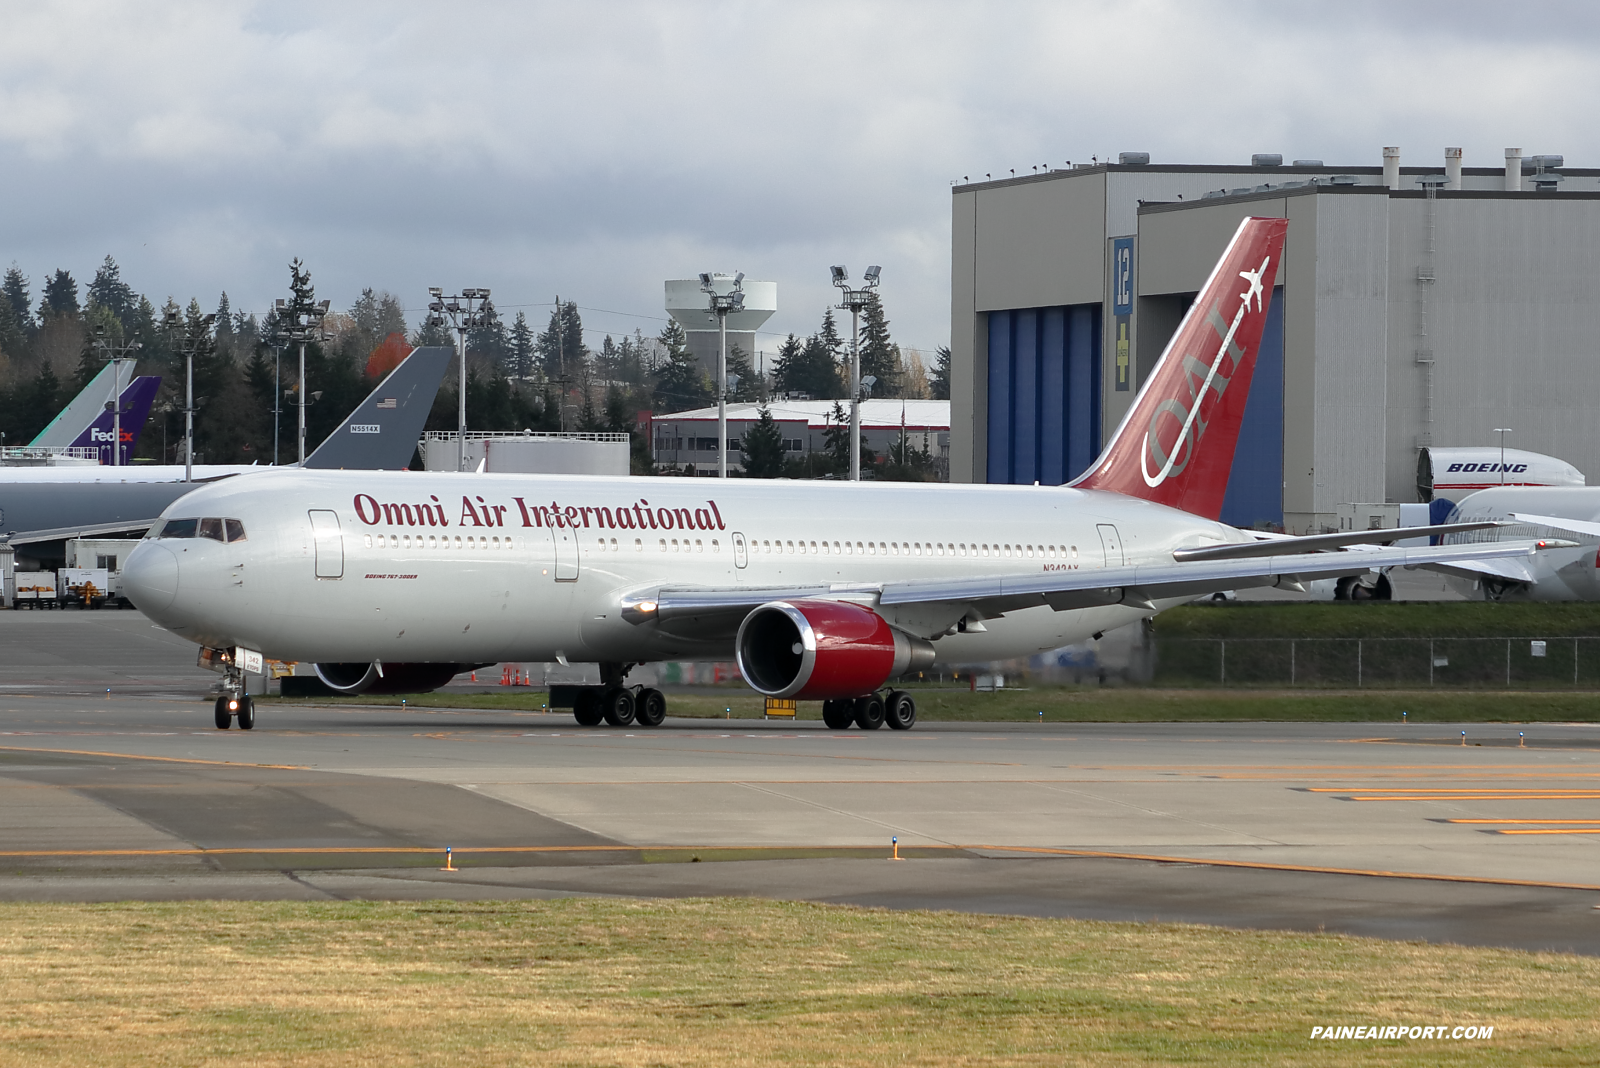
[154,517,246,542]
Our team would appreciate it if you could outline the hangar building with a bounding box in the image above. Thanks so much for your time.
[949,149,1600,533]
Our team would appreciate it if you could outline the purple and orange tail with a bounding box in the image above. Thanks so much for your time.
[1073,216,1287,520]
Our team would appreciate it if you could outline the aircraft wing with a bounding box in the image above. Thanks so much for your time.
[1414,556,1538,585]
[635,541,1544,633]
[1509,512,1600,540]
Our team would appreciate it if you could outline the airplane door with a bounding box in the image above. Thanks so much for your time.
[733,531,748,569]
[309,510,344,579]
[552,526,578,582]
[1097,523,1124,567]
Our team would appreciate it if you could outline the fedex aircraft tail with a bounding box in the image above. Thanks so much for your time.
[28,362,138,449]
[1073,216,1287,520]
[70,375,161,464]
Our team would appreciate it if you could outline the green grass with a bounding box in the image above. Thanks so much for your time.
[1,898,1592,1066]
[266,685,1600,723]
[1156,601,1600,639]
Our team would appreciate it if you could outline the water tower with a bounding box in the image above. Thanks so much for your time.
[665,275,777,379]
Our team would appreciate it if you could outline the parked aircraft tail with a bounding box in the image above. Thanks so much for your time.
[1073,216,1287,521]
[69,375,161,465]
[28,362,138,449]
[304,345,451,470]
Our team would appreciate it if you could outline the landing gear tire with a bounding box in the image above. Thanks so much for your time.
[853,693,886,731]
[884,690,916,730]
[236,695,255,730]
[601,686,636,727]
[213,696,232,730]
[822,699,855,730]
[634,688,667,727]
[573,689,604,727]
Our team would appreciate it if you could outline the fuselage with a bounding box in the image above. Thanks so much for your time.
[122,469,1242,666]
[1443,486,1600,601]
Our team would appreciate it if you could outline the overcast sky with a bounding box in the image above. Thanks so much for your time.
[3,1,1597,360]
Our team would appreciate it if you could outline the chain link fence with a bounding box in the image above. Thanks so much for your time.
[1152,637,1600,689]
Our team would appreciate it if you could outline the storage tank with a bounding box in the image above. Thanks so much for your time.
[665,275,777,373]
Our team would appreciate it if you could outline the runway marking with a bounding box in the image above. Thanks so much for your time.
[3,843,1596,893]
[0,745,303,770]
[1446,824,1600,831]
[1491,828,1600,836]
[1345,795,1600,802]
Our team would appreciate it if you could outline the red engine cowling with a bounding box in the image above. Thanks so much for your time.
[313,662,464,695]
[735,600,936,700]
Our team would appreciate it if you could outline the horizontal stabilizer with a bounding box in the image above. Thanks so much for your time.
[305,346,451,470]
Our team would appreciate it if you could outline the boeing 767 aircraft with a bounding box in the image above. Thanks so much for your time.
[121,218,1546,731]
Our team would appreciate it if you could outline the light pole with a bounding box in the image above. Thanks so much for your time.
[162,310,217,482]
[93,325,141,466]
[699,272,745,478]
[264,328,289,466]
[272,295,331,466]
[425,288,494,472]
[831,264,881,481]
[1494,427,1513,484]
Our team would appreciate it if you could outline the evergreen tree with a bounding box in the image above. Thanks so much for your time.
[508,311,535,379]
[466,301,508,366]
[726,343,756,402]
[652,319,710,413]
[0,292,25,362]
[769,333,803,395]
[39,269,80,320]
[536,300,585,379]
[23,361,62,439]
[930,345,952,400]
[857,292,900,397]
[740,404,786,478]
[2,266,31,337]
[87,256,139,332]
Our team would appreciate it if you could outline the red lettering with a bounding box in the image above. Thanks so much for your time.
[674,507,694,530]
[694,508,711,530]
[709,501,725,530]
[354,494,381,525]
[460,496,483,526]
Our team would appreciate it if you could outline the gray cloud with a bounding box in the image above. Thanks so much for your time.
[2,0,1598,356]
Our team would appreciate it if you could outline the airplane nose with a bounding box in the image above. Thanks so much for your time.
[122,542,179,613]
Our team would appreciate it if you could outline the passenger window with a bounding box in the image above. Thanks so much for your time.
[1071,545,1078,558]
[157,518,199,540]
[635,538,643,551]
[712,539,719,551]
[696,539,703,552]
[198,518,225,542]
[660,539,667,551]
[224,518,246,542]
[363,534,373,548]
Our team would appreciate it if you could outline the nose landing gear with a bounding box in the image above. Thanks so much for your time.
[211,659,255,730]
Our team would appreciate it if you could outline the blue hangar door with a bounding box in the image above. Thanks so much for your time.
[986,304,1101,486]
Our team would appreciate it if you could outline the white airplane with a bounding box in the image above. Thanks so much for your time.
[1432,486,1600,601]
[121,218,1542,732]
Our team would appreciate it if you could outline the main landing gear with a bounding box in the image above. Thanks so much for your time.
[562,662,666,729]
[822,689,916,731]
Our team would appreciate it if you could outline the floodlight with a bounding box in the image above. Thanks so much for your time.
[733,271,744,285]
[698,272,713,288]
[863,375,878,387]
[429,287,442,297]
[831,265,848,283]
[864,265,881,285]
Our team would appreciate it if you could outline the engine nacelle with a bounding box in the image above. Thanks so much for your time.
[735,600,936,700]
[313,662,464,696]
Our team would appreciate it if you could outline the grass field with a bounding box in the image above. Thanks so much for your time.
[1155,601,1600,640]
[1,898,1592,1066]
[270,685,1600,723]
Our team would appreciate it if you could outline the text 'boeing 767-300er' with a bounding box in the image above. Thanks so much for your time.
[121,218,1555,731]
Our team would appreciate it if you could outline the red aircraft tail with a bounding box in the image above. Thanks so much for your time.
[1073,216,1287,520]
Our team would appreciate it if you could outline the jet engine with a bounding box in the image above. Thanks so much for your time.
[313,662,465,695]
[735,599,936,700]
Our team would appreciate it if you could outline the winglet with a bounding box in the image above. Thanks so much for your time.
[304,345,451,470]
[1073,216,1288,520]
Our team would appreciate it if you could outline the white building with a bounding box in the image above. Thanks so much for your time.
[651,399,950,475]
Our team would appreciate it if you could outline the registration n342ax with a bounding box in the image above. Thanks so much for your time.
[123,219,1545,731]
